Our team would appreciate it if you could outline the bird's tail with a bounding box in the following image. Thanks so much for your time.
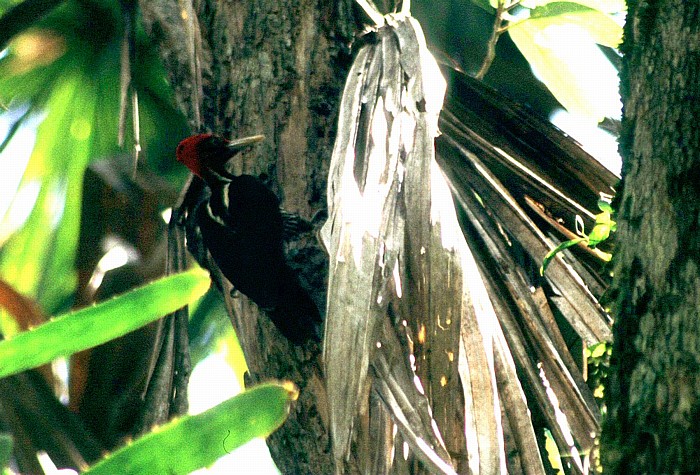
[268,265,323,344]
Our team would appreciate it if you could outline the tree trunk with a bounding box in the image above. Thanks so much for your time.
[139,0,357,472]
[602,1,700,472]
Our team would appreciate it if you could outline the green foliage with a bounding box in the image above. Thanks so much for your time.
[471,0,625,122]
[540,199,615,276]
[84,382,297,475]
[519,0,625,14]
[585,341,611,402]
[524,3,622,47]
[543,428,565,474]
[0,0,189,332]
[0,267,210,378]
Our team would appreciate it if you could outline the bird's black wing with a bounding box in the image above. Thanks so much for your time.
[197,175,285,311]
[199,174,321,342]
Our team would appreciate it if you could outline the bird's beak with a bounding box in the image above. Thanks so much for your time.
[226,134,265,154]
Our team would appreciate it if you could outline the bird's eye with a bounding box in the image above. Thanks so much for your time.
[177,144,185,153]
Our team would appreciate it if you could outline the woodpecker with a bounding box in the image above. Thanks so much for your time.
[176,133,321,343]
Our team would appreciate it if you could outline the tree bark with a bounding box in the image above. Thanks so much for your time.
[602,1,700,473]
[140,0,357,472]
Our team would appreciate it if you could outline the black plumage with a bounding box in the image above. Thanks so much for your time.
[177,134,321,343]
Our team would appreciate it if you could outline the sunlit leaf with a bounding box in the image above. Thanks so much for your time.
[188,288,248,389]
[588,210,615,246]
[527,3,622,47]
[508,10,621,121]
[221,329,248,389]
[520,0,626,14]
[543,428,565,474]
[0,64,92,330]
[589,342,607,358]
[41,70,97,312]
[594,211,612,225]
[0,267,210,378]
[0,1,189,328]
[84,382,297,475]
[587,225,610,246]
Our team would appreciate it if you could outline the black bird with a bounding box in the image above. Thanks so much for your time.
[176,133,321,343]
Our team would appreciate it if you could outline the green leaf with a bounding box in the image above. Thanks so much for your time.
[520,0,626,14]
[593,385,604,398]
[0,30,68,107]
[508,6,621,121]
[540,236,586,276]
[594,210,612,225]
[589,209,616,246]
[543,428,565,474]
[0,268,210,378]
[84,382,297,475]
[597,199,613,213]
[39,66,97,312]
[0,60,95,330]
[589,342,607,358]
[527,2,622,47]
[587,223,611,246]
[0,0,20,15]
[0,3,189,327]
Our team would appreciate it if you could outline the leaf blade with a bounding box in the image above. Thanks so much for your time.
[0,267,210,378]
[520,0,626,14]
[508,12,621,121]
[84,382,296,475]
[527,2,623,47]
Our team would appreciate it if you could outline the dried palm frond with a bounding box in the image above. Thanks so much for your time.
[323,3,617,474]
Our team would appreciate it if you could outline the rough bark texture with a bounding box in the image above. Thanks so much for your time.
[140,1,357,473]
[602,1,700,473]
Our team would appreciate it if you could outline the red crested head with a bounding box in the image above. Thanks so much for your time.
[176,133,265,178]
[176,134,213,177]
